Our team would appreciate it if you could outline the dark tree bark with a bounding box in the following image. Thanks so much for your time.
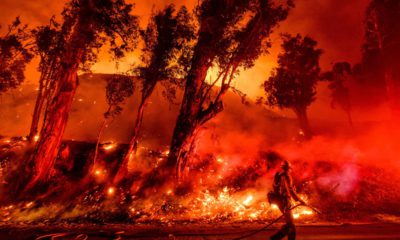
[166,39,212,172]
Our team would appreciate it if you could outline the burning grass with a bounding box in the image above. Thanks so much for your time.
[1,125,400,225]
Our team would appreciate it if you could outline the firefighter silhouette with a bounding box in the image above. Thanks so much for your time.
[268,160,305,240]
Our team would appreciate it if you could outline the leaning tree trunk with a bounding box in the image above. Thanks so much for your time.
[28,63,56,142]
[114,84,155,183]
[28,74,46,141]
[294,107,312,140]
[166,47,212,175]
[25,9,92,189]
[93,112,110,166]
[27,67,80,189]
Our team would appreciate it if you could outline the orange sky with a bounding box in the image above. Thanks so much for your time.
[0,0,369,99]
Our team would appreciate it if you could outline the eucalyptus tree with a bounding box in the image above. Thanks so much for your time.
[28,0,139,189]
[115,5,195,182]
[167,0,294,178]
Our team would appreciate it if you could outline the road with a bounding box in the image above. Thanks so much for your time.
[1,223,400,240]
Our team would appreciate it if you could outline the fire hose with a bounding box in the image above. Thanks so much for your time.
[232,203,321,240]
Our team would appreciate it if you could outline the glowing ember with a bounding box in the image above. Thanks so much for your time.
[242,195,253,206]
[107,187,115,196]
[33,135,39,142]
[103,142,116,151]
[162,150,170,156]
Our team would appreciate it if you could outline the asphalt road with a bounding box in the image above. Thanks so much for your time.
[1,223,400,240]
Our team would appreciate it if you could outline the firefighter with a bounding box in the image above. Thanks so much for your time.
[268,160,305,240]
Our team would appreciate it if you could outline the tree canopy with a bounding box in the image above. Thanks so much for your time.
[0,17,33,94]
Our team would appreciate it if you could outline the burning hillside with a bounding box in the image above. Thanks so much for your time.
[1,121,400,227]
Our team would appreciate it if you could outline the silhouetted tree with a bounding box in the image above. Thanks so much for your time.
[0,17,33,94]
[363,0,400,116]
[115,5,195,182]
[27,0,139,190]
[93,74,134,165]
[323,62,353,127]
[167,0,293,178]
[263,34,322,139]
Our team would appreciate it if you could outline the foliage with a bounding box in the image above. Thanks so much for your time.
[104,74,134,119]
[323,62,352,113]
[61,0,139,70]
[197,0,294,122]
[263,34,322,111]
[136,4,196,102]
[0,17,33,93]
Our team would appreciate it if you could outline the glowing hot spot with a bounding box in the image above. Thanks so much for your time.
[242,195,253,206]
[107,187,115,196]
[34,135,39,142]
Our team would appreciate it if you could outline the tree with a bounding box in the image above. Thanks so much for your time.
[323,62,353,127]
[0,17,33,94]
[93,74,134,165]
[363,0,400,116]
[28,18,67,141]
[115,5,195,183]
[262,34,322,139]
[167,0,293,178]
[27,0,139,190]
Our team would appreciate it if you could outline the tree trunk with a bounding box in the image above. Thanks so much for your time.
[27,69,80,189]
[166,46,210,174]
[294,107,312,139]
[93,118,108,166]
[25,1,93,189]
[28,75,45,141]
[114,84,155,183]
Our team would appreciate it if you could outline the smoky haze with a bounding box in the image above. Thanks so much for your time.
[0,0,391,147]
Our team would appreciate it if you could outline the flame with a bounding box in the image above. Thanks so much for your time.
[162,150,170,156]
[107,187,115,196]
[33,135,39,142]
[25,202,34,208]
[242,195,253,206]
[103,142,116,151]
